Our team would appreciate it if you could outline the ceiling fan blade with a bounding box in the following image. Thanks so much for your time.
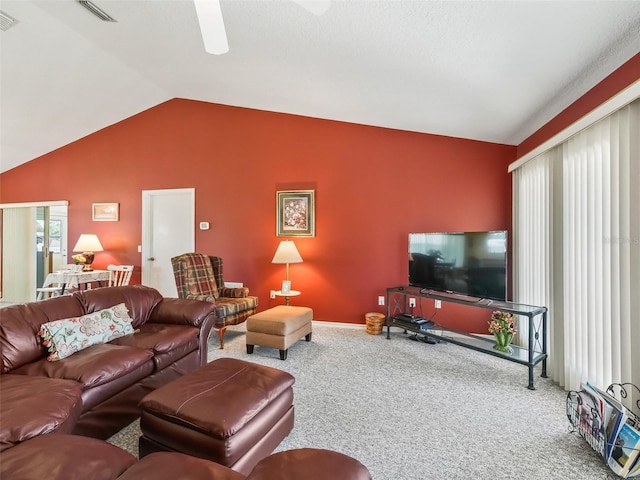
[293,0,331,16]
[194,0,229,55]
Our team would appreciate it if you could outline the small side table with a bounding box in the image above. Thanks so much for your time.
[274,290,301,306]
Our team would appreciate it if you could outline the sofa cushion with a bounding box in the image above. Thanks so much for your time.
[117,452,246,480]
[0,374,83,451]
[0,434,136,480]
[39,303,134,361]
[0,296,85,373]
[11,343,154,390]
[75,285,163,329]
[110,323,199,371]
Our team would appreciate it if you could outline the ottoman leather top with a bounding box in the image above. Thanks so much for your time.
[246,448,372,480]
[140,358,295,440]
[247,306,312,336]
[118,452,246,480]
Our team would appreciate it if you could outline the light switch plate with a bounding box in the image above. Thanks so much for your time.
[199,221,210,230]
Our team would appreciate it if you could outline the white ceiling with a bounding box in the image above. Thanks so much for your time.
[1,0,639,174]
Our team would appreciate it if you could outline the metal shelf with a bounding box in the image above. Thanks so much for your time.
[386,285,548,389]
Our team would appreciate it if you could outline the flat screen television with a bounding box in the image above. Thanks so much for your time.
[408,231,508,301]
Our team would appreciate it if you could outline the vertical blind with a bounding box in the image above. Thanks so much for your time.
[512,99,639,396]
[1,207,38,303]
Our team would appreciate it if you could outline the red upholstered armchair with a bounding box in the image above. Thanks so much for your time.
[171,253,258,349]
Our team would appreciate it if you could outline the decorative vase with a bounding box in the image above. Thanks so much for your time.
[493,331,514,353]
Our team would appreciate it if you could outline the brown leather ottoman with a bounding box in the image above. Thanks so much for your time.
[138,358,295,476]
[118,452,246,480]
[246,448,372,480]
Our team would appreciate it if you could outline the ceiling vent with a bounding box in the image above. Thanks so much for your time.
[77,1,117,22]
[0,10,19,31]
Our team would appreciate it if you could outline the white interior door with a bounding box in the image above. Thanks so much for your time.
[142,188,195,297]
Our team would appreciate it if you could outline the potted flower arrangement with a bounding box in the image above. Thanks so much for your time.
[488,310,517,353]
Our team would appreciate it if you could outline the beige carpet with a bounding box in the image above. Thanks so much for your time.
[108,322,616,480]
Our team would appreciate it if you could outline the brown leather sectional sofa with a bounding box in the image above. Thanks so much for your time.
[0,285,217,451]
[1,434,373,479]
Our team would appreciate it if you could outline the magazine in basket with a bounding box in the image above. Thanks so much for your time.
[567,382,640,478]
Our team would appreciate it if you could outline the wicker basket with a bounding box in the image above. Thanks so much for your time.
[365,312,386,335]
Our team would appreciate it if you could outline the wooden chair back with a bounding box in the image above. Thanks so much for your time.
[107,264,134,287]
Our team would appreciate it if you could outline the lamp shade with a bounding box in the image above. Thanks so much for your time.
[271,240,303,264]
[73,234,104,253]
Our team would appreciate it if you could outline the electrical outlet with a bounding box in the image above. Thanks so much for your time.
[270,290,276,299]
[435,299,442,309]
[409,298,416,308]
[378,296,385,306]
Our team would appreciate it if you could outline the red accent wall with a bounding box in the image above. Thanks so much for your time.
[1,100,513,331]
[4,54,636,329]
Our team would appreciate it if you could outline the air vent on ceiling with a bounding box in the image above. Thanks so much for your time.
[0,10,19,31]
[77,1,117,22]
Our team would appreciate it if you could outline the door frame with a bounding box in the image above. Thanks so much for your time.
[0,200,68,302]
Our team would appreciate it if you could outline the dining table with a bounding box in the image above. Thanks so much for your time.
[42,269,111,294]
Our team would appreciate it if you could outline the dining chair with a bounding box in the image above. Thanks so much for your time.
[36,283,63,300]
[107,264,134,287]
[35,264,86,300]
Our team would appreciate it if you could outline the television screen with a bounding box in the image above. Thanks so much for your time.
[408,231,507,301]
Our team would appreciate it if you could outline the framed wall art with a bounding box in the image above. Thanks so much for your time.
[92,203,119,222]
[276,190,315,237]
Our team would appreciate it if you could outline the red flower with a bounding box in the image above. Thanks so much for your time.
[488,310,517,335]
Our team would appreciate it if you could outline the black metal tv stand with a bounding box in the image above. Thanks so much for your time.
[385,285,548,390]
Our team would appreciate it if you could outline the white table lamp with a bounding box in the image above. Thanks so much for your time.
[271,240,303,288]
[72,234,104,271]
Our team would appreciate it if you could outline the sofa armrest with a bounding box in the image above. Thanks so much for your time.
[149,298,217,368]
[218,287,250,298]
[149,298,217,328]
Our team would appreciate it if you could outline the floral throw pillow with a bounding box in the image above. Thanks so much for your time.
[39,303,134,361]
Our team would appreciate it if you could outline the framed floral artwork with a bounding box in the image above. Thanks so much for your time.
[276,190,315,237]
[92,203,119,221]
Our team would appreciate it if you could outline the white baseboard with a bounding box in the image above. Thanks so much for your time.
[312,320,365,330]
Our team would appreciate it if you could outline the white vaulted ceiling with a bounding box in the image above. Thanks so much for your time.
[1,0,639,173]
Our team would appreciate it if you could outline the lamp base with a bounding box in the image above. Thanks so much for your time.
[82,252,95,271]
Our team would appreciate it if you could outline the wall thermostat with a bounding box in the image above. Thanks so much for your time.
[199,222,210,230]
